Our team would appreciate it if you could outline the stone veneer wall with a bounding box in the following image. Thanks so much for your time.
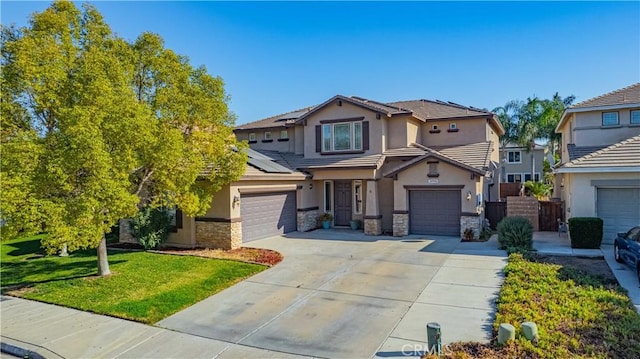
[195,220,242,250]
[297,208,319,232]
[392,213,409,237]
[364,217,382,235]
[506,196,539,231]
[118,219,136,243]
[460,215,481,239]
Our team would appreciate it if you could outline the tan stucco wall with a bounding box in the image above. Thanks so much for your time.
[421,118,489,147]
[203,184,231,218]
[310,168,378,181]
[236,128,295,152]
[569,109,640,147]
[392,161,480,214]
[302,101,384,158]
[407,117,421,145]
[563,172,640,220]
[294,125,304,154]
[165,213,195,248]
[387,117,407,149]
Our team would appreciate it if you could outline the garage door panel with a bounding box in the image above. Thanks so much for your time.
[597,188,640,244]
[241,192,296,242]
[409,190,461,236]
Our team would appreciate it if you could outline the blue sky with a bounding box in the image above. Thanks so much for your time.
[2,1,639,125]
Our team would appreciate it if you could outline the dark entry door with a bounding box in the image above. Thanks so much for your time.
[334,181,352,226]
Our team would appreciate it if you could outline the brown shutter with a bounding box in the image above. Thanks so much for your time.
[315,125,322,152]
[175,209,183,229]
[363,121,370,150]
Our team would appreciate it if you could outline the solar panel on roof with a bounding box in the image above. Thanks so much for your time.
[247,157,292,174]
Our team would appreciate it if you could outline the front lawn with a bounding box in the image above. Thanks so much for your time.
[439,253,640,358]
[1,235,266,323]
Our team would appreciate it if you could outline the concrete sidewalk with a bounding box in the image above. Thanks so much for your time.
[601,244,640,313]
[532,231,603,258]
[1,296,309,359]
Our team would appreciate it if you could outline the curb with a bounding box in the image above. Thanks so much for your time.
[1,342,46,359]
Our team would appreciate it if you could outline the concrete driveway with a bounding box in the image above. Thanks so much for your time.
[158,230,506,358]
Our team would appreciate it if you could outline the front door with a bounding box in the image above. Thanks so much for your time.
[334,180,352,226]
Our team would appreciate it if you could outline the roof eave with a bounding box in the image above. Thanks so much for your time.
[556,102,640,133]
[555,166,640,174]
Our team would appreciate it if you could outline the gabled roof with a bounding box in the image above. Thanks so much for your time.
[236,94,502,133]
[383,142,490,178]
[556,134,640,173]
[294,95,412,124]
[200,148,308,180]
[556,83,640,132]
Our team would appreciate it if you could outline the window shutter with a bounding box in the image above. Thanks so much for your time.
[363,121,370,151]
[315,125,322,152]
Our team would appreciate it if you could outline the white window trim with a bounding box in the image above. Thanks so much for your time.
[323,180,333,214]
[280,130,288,139]
[507,172,541,183]
[506,173,523,183]
[353,180,362,215]
[248,133,256,141]
[507,150,522,164]
[264,131,272,140]
[321,121,363,152]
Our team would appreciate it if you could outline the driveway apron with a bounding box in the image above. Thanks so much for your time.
[157,231,505,358]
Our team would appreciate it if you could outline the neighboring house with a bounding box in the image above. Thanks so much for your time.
[131,94,505,249]
[555,83,640,243]
[499,143,545,183]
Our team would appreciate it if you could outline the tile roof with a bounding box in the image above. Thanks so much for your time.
[235,106,315,130]
[558,134,640,171]
[388,99,491,120]
[571,83,640,109]
[435,142,494,170]
[566,144,608,161]
[236,95,500,132]
[199,148,308,179]
[258,150,385,170]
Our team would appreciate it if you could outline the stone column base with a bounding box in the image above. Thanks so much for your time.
[460,215,481,239]
[393,213,409,237]
[195,220,242,250]
[297,209,319,232]
[364,217,382,236]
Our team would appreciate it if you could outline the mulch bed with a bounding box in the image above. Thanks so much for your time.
[107,242,283,266]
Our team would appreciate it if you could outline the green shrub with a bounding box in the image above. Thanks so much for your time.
[131,207,173,249]
[497,216,533,250]
[568,217,603,249]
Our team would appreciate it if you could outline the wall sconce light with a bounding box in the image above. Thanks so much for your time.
[232,195,240,208]
[466,191,472,201]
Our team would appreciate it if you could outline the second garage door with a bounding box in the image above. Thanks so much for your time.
[597,188,640,244]
[241,191,297,242]
[409,190,461,236]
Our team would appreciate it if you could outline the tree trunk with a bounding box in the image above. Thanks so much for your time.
[97,234,111,276]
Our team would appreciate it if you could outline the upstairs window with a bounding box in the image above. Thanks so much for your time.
[507,174,522,183]
[264,131,272,140]
[280,130,288,139]
[631,110,640,124]
[449,123,457,130]
[248,133,256,142]
[507,151,521,163]
[602,112,619,126]
[322,122,362,152]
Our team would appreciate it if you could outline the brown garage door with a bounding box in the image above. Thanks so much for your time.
[241,192,297,242]
[409,190,461,236]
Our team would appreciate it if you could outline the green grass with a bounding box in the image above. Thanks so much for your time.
[1,235,266,323]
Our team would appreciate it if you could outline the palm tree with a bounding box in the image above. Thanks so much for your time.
[493,100,522,182]
[515,97,544,181]
[538,93,576,158]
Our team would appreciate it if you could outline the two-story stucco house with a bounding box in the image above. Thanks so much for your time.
[500,142,546,183]
[148,94,504,249]
[555,83,640,243]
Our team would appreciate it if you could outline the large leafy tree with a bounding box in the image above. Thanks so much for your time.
[1,1,246,276]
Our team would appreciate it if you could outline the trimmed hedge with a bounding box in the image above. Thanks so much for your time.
[568,217,603,249]
[497,216,533,250]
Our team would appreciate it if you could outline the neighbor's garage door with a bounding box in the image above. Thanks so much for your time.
[409,190,461,236]
[597,188,640,244]
[241,192,297,242]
